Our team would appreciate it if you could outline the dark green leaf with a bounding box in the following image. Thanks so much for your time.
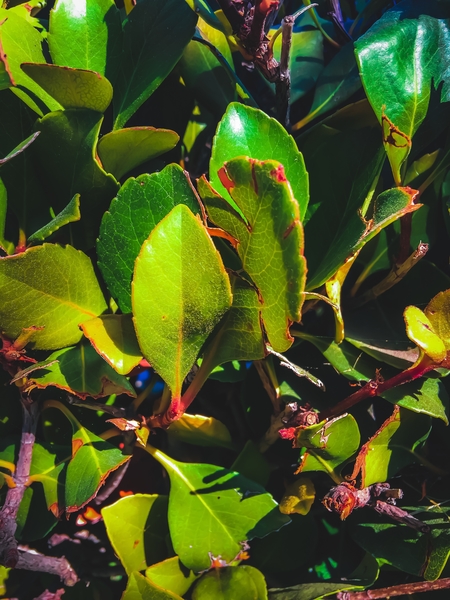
[97,127,179,180]
[382,377,449,424]
[102,495,170,574]
[97,164,200,313]
[199,157,306,353]
[113,0,198,129]
[0,244,107,349]
[133,205,232,398]
[48,0,122,84]
[27,194,81,244]
[210,103,309,220]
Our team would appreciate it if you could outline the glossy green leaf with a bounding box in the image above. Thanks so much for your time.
[179,39,236,119]
[293,43,361,131]
[122,572,182,600]
[0,8,61,115]
[48,0,122,83]
[353,406,431,488]
[81,314,142,376]
[98,164,200,314]
[199,157,306,353]
[167,414,234,449]
[192,566,267,600]
[296,414,361,480]
[0,244,107,349]
[97,127,179,181]
[404,305,446,361]
[113,0,197,129]
[381,377,449,423]
[404,149,440,185]
[132,204,232,398]
[210,103,309,220]
[146,557,199,597]
[201,276,265,371]
[102,495,170,575]
[21,63,113,113]
[355,0,450,183]
[32,108,119,245]
[27,194,81,244]
[149,446,290,572]
[18,342,136,398]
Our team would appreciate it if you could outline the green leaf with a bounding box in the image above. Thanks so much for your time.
[32,108,119,245]
[382,377,449,424]
[0,8,61,115]
[293,42,361,131]
[296,414,361,481]
[404,305,446,362]
[201,276,265,370]
[148,446,290,572]
[81,314,143,376]
[0,131,40,167]
[355,0,450,183]
[167,413,234,450]
[210,103,309,220]
[97,127,180,181]
[192,566,267,600]
[199,157,306,353]
[102,494,170,575]
[178,39,236,119]
[48,0,122,84]
[113,0,198,129]
[353,406,431,488]
[0,244,107,349]
[132,204,232,398]
[424,288,450,350]
[17,342,136,398]
[97,164,200,314]
[425,527,450,581]
[146,557,199,597]
[268,582,364,600]
[27,194,81,244]
[21,63,113,113]
[122,572,182,600]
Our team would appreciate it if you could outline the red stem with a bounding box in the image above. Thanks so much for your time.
[319,358,435,420]
[338,577,450,600]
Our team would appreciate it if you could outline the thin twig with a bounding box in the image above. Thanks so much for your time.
[276,14,294,127]
[15,547,78,587]
[337,578,450,600]
[0,398,39,568]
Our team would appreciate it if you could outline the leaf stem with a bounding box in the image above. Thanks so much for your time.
[337,578,450,600]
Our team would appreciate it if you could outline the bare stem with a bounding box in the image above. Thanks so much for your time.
[0,398,39,568]
[337,578,450,600]
[15,547,79,586]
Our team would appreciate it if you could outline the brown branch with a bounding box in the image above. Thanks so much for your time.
[15,547,78,587]
[276,14,294,127]
[337,578,450,600]
[0,398,39,568]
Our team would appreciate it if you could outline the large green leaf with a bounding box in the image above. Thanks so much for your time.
[97,127,179,180]
[15,342,136,398]
[210,103,309,220]
[113,0,198,129]
[296,414,361,481]
[192,566,267,600]
[81,314,142,375]
[21,63,113,113]
[148,446,290,572]
[97,164,200,314]
[199,157,306,353]
[102,495,170,575]
[32,108,119,245]
[353,406,431,488]
[209,102,309,220]
[382,377,449,424]
[0,8,61,115]
[48,0,122,84]
[122,572,182,600]
[132,204,231,398]
[355,0,450,183]
[146,557,199,597]
[0,244,107,349]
